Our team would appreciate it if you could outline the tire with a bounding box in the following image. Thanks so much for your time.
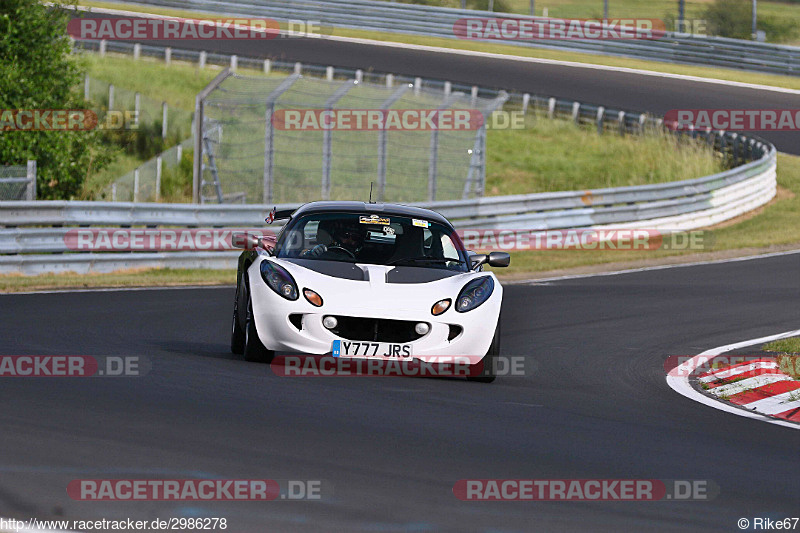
[468,319,500,383]
[243,287,274,364]
[231,283,245,355]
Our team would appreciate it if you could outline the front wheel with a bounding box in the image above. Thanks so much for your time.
[468,319,500,383]
[243,290,274,364]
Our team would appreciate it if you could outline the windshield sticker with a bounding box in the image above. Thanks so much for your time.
[383,226,395,235]
[359,215,390,225]
[412,219,430,228]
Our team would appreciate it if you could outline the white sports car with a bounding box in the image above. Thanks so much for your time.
[230,201,509,381]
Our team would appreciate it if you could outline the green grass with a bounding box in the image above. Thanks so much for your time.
[495,152,800,276]
[764,337,800,354]
[79,149,141,199]
[80,0,800,90]
[486,115,723,195]
[0,269,234,293]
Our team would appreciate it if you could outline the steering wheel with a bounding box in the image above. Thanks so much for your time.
[326,245,356,259]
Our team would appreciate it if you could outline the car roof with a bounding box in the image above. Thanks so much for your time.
[289,201,452,227]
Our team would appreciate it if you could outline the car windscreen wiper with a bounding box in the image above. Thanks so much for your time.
[387,256,464,266]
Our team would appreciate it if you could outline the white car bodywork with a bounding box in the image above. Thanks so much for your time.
[246,252,502,362]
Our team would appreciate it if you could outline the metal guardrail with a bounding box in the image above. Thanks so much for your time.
[0,141,776,273]
[100,0,800,75]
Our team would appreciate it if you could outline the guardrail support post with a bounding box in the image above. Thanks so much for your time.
[547,97,556,119]
[522,93,530,115]
[596,106,605,134]
[414,77,421,96]
[386,74,394,87]
[165,47,172,65]
[199,51,207,69]
[133,43,141,60]
[471,86,478,107]
[326,66,334,81]
[571,102,580,123]
[617,111,625,135]
[230,55,238,72]
[294,62,302,75]
[355,69,363,84]
[99,39,106,57]
[444,81,452,96]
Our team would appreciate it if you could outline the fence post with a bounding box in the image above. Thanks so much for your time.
[294,62,302,75]
[84,74,90,101]
[162,102,168,139]
[617,111,625,135]
[264,59,271,74]
[326,66,334,81]
[165,47,172,65]
[444,81,451,96]
[155,156,162,202]
[263,74,302,204]
[321,80,356,200]
[194,68,232,204]
[414,77,422,96]
[99,39,106,57]
[377,84,412,201]
[571,101,580,123]
[26,160,36,201]
[230,55,238,72]
[133,169,140,202]
[134,92,141,128]
[386,74,394,87]
[547,97,555,119]
[108,84,114,110]
[199,51,207,69]
[522,93,530,115]
[133,43,141,60]
[428,93,458,202]
[355,69,363,83]
[471,86,478,107]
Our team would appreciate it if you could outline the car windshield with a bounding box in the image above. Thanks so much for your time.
[274,212,469,272]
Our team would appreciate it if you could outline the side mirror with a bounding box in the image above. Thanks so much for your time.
[487,251,510,267]
[232,232,261,250]
[468,251,510,270]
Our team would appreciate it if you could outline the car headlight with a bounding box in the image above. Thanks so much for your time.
[455,276,494,313]
[260,261,298,300]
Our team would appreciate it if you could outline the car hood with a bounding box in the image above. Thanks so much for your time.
[268,257,495,315]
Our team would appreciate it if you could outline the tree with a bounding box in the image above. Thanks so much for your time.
[0,0,112,199]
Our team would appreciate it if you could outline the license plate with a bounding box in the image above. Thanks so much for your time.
[332,339,413,359]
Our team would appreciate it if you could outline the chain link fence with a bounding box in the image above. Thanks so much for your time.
[197,72,507,204]
[99,138,194,202]
[0,162,36,201]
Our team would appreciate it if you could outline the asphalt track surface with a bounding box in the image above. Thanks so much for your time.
[1,253,799,532]
[79,11,800,155]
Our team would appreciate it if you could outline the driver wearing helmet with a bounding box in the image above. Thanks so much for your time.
[302,219,365,259]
